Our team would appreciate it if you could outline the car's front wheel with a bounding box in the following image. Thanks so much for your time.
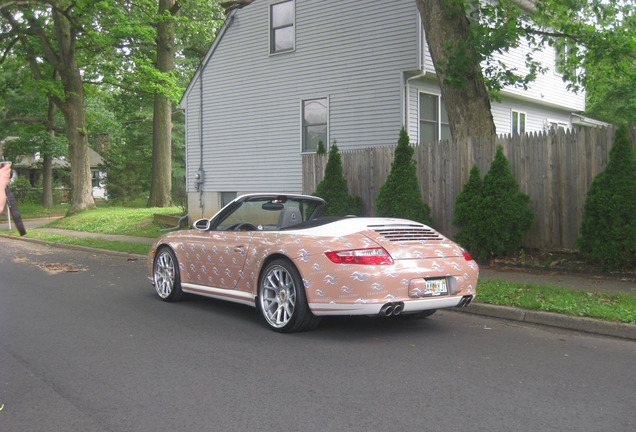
[153,247,183,302]
[257,259,320,332]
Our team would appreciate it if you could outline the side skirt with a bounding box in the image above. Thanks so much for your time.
[182,283,256,307]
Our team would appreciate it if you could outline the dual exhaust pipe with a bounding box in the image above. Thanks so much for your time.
[379,295,474,317]
[380,302,404,317]
[457,295,473,307]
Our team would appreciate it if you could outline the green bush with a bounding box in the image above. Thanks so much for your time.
[376,127,432,225]
[313,143,364,217]
[453,146,534,260]
[11,176,40,204]
[578,125,636,270]
[453,165,484,254]
[316,140,327,156]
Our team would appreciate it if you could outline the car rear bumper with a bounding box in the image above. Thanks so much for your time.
[308,294,474,316]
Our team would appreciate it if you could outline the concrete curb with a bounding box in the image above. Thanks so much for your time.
[452,303,636,340]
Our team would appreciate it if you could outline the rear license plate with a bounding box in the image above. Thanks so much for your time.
[424,278,448,297]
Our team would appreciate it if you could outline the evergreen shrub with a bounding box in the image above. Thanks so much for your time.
[578,125,636,270]
[376,127,432,225]
[452,165,484,254]
[453,146,534,260]
[316,140,327,156]
[313,143,364,217]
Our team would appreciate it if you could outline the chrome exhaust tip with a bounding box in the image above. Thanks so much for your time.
[457,295,473,307]
[380,302,405,317]
[393,302,404,316]
[380,303,394,316]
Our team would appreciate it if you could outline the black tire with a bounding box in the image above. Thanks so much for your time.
[153,247,183,302]
[399,309,437,320]
[257,259,321,332]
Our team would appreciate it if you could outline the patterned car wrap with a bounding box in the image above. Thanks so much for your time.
[148,218,478,315]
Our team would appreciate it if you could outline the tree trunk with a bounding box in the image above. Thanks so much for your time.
[52,7,95,214]
[416,0,496,139]
[42,100,58,209]
[148,0,176,207]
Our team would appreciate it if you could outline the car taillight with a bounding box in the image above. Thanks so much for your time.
[325,248,394,265]
[462,251,473,261]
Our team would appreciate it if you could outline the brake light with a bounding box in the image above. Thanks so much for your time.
[462,251,473,261]
[325,248,394,265]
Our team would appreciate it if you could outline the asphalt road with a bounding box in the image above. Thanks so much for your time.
[1,237,634,432]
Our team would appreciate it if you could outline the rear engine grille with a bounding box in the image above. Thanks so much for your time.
[372,226,443,242]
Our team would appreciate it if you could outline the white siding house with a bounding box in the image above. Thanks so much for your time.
[180,0,587,219]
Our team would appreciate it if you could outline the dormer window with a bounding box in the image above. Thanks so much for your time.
[270,0,295,54]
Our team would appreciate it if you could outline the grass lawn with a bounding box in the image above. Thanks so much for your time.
[7,230,152,255]
[477,280,636,324]
[41,205,184,237]
[0,203,69,220]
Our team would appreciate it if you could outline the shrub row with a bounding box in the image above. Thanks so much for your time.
[313,126,635,271]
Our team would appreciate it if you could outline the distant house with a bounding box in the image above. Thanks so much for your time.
[179,0,595,219]
[0,136,107,200]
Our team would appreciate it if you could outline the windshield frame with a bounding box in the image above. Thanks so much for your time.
[208,194,326,231]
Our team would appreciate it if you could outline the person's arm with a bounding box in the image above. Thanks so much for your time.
[0,162,12,213]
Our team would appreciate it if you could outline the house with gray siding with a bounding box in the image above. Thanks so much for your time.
[180,0,589,219]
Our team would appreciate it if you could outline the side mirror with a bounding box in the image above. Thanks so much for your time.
[193,218,211,231]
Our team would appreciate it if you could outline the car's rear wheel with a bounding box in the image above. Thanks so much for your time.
[153,247,183,302]
[257,259,320,332]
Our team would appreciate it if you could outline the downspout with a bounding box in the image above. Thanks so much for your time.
[197,72,205,215]
[405,71,426,135]
[404,16,427,137]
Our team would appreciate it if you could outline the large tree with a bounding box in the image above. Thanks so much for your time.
[416,0,496,139]
[148,0,178,207]
[1,1,99,213]
[416,0,635,138]
[0,55,67,208]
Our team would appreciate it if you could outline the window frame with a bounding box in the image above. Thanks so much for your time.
[269,0,295,55]
[418,91,450,143]
[300,97,329,154]
[512,110,527,135]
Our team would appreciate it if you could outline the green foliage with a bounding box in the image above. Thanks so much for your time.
[452,165,484,253]
[578,125,636,270]
[453,146,534,260]
[585,65,636,126]
[316,140,327,156]
[438,0,635,99]
[376,128,432,225]
[313,143,364,217]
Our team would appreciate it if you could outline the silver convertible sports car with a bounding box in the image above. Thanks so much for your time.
[148,194,479,332]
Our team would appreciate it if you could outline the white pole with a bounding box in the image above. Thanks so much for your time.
[7,202,12,230]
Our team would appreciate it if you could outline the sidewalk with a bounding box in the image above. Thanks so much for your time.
[8,218,636,340]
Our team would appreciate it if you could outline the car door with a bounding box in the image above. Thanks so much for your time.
[180,230,253,291]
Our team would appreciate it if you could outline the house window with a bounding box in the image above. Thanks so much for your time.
[419,93,450,143]
[221,192,237,207]
[547,120,568,131]
[554,45,573,76]
[512,111,526,135]
[270,0,294,54]
[302,98,328,153]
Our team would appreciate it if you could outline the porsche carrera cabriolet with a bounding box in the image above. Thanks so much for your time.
[149,193,478,332]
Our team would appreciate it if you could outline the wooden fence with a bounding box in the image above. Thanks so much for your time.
[302,126,636,250]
